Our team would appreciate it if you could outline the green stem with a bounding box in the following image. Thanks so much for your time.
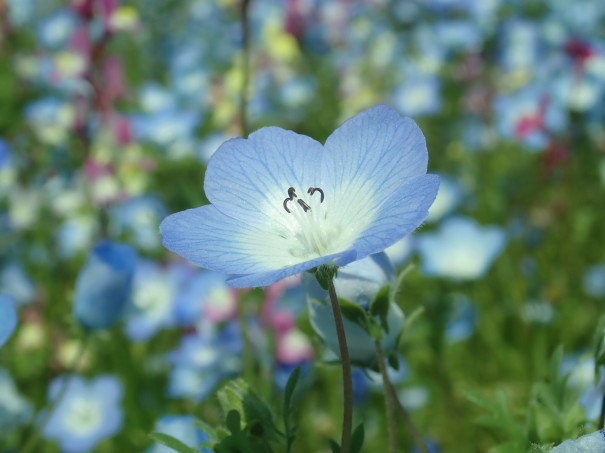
[375,340,398,453]
[599,394,605,429]
[239,0,251,138]
[237,297,255,384]
[327,279,353,453]
[387,378,430,453]
[21,334,90,453]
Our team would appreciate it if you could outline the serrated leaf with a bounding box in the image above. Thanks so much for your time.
[370,284,390,333]
[149,433,200,453]
[350,423,365,453]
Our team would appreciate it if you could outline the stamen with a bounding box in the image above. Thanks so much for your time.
[283,187,298,213]
[307,187,324,203]
[297,199,311,212]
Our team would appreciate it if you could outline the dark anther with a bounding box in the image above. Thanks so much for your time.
[307,187,324,203]
[297,199,311,212]
[283,187,298,213]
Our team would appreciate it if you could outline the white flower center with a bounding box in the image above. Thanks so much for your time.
[271,183,373,265]
[63,397,102,435]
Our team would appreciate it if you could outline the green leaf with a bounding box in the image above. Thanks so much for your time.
[390,262,415,304]
[328,439,341,453]
[370,284,391,333]
[217,378,283,442]
[338,297,371,333]
[283,366,302,453]
[387,353,400,371]
[148,433,199,453]
[594,315,605,384]
[226,410,242,434]
[350,423,365,453]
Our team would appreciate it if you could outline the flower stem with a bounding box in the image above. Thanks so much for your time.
[327,279,353,453]
[239,0,252,138]
[375,340,398,453]
[21,334,90,453]
[386,378,430,453]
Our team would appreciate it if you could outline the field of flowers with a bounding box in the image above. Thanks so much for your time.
[1,0,605,452]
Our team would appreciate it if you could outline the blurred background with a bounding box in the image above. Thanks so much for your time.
[0,0,604,452]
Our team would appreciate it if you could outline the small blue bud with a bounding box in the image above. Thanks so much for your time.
[73,241,137,330]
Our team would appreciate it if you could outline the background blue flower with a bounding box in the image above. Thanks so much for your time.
[0,295,17,348]
[41,374,124,453]
[73,240,138,330]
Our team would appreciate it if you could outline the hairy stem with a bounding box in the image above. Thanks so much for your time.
[327,279,353,453]
[375,340,398,453]
[387,378,430,453]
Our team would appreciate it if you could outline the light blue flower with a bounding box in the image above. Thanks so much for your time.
[445,296,478,342]
[582,265,605,298]
[0,295,17,348]
[0,262,36,306]
[167,322,242,401]
[41,375,124,453]
[493,85,567,150]
[110,196,167,251]
[550,430,605,453]
[148,415,210,453]
[560,354,604,420]
[305,253,405,364]
[391,76,442,118]
[36,10,77,49]
[426,176,464,223]
[73,241,138,330]
[161,105,439,288]
[416,216,507,280]
[0,368,33,432]
[125,260,180,342]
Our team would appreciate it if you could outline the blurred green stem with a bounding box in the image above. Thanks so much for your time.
[240,0,251,137]
[387,378,430,453]
[375,340,398,453]
[237,296,255,385]
[599,394,605,429]
[21,334,90,453]
[327,279,353,453]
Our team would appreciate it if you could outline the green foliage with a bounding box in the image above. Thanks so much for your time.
[283,367,302,453]
[466,346,590,452]
[148,432,200,453]
[370,284,391,334]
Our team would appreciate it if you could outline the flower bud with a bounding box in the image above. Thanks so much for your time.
[73,240,137,330]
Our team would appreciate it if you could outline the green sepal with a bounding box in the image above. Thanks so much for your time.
[370,284,391,333]
[311,263,339,290]
[328,439,341,453]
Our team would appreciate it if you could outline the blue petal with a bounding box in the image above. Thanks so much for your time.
[339,174,439,264]
[322,105,428,203]
[0,295,17,348]
[204,127,324,228]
